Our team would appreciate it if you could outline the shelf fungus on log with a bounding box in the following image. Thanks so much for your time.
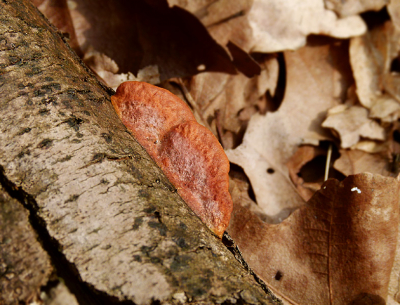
[111,81,232,237]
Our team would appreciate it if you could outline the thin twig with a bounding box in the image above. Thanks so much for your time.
[324,143,333,181]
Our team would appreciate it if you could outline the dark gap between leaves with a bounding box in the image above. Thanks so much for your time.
[298,142,345,182]
[251,52,286,112]
[229,163,257,203]
[361,6,390,31]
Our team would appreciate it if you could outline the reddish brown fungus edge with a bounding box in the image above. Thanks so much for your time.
[111,81,233,238]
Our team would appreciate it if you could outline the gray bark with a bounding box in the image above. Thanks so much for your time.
[0,184,53,304]
[0,1,280,304]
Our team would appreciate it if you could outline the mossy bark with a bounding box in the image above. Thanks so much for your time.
[0,1,280,304]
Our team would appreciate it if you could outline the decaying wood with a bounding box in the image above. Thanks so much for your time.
[0,1,280,304]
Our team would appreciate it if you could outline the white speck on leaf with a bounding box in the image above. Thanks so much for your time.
[351,187,361,194]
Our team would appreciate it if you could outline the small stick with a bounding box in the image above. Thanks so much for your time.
[324,143,333,181]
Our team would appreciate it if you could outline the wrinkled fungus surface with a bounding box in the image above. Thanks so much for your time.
[112,81,232,237]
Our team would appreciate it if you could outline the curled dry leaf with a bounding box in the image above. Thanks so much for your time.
[83,47,160,89]
[227,173,400,305]
[111,81,232,237]
[324,0,388,17]
[226,38,351,220]
[350,20,400,122]
[322,105,385,148]
[53,0,237,84]
[170,0,366,53]
[286,145,327,202]
[334,149,390,177]
[186,54,278,149]
[168,0,255,53]
[246,0,366,52]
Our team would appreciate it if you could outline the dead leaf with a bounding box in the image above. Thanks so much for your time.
[350,20,400,122]
[229,178,272,223]
[351,140,389,153]
[325,0,388,17]
[389,185,400,304]
[169,0,366,53]
[227,173,400,305]
[389,0,400,30]
[185,55,279,149]
[322,105,385,148]
[168,0,255,52]
[247,0,367,52]
[286,145,327,202]
[83,47,161,89]
[40,0,237,84]
[334,149,390,176]
[226,38,351,220]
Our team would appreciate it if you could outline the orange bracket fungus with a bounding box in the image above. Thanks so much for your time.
[111,81,233,237]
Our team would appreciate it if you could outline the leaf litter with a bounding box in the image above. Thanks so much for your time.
[32,0,400,303]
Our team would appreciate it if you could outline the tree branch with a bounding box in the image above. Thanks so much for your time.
[0,1,280,304]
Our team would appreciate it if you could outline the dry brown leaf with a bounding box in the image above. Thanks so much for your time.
[389,0,400,30]
[169,0,366,53]
[351,140,389,153]
[350,20,400,122]
[226,38,351,220]
[227,173,400,305]
[36,0,237,84]
[83,48,161,89]
[322,105,385,148]
[246,0,366,52]
[186,55,278,148]
[325,0,388,17]
[334,149,390,176]
[168,0,255,53]
[229,178,273,223]
[286,146,327,202]
[389,182,400,304]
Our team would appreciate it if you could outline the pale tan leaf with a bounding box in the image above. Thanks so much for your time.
[83,48,160,89]
[325,0,388,17]
[226,39,350,220]
[389,0,400,30]
[334,149,390,176]
[247,0,366,52]
[227,173,400,305]
[169,0,365,53]
[351,140,389,153]
[322,105,385,148]
[350,20,400,122]
[187,55,278,147]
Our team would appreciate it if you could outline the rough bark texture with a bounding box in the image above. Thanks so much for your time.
[0,1,280,304]
[0,184,53,304]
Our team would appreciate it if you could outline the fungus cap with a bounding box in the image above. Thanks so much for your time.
[111,81,232,237]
